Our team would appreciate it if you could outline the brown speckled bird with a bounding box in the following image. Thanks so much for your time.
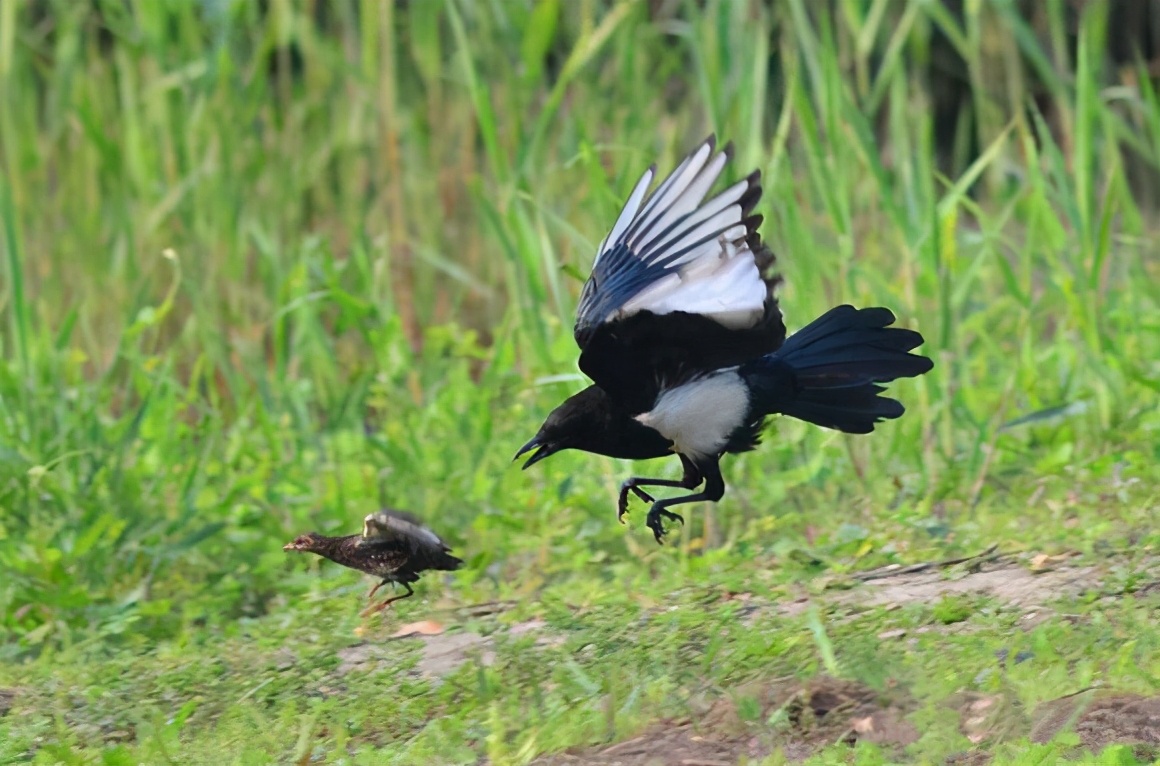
[283,509,464,616]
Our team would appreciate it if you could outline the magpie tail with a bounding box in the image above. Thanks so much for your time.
[742,305,933,434]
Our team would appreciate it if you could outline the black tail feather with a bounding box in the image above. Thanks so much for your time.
[743,305,933,434]
[778,383,905,434]
[436,552,465,572]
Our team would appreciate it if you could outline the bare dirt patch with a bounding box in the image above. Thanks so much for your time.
[941,688,1160,762]
[334,630,495,679]
[528,676,918,765]
[752,554,1106,631]
[334,618,563,680]
[413,632,496,678]
[845,558,1099,610]
[1031,690,1160,751]
[528,723,766,766]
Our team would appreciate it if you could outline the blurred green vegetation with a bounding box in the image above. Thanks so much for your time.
[1,0,1158,762]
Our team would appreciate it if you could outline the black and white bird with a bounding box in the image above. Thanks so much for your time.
[514,136,934,544]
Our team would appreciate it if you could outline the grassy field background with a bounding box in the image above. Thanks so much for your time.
[2,0,1159,763]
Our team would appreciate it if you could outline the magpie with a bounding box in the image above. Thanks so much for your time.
[514,135,934,544]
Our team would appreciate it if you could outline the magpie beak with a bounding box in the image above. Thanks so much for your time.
[514,436,556,469]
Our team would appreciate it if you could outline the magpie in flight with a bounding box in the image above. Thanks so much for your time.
[515,136,933,544]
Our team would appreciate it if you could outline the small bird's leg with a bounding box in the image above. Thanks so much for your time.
[645,459,724,545]
[359,582,415,617]
[617,456,703,524]
[365,579,387,602]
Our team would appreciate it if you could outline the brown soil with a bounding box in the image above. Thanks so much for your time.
[1031,690,1160,750]
[527,676,918,765]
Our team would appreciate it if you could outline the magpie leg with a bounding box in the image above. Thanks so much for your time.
[618,479,676,523]
[617,456,703,524]
[359,582,415,617]
[646,458,725,545]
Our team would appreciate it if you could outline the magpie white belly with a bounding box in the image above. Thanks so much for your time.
[634,370,749,458]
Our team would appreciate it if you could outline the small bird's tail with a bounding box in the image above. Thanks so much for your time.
[435,551,465,572]
[742,305,933,434]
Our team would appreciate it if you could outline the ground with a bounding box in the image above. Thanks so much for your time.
[3,546,1158,765]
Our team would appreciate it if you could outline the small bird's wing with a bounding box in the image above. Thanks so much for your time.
[362,509,444,550]
[361,509,464,572]
[355,541,411,577]
[573,136,785,413]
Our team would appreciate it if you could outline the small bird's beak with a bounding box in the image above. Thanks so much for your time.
[514,435,555,470]
[283,541,303,552]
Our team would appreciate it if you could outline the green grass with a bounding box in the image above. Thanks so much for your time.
[2,0,1159,763]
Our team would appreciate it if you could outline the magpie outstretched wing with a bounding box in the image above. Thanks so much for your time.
[573,136,785,413]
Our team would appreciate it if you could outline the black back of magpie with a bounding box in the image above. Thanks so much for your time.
[515,136,934,544]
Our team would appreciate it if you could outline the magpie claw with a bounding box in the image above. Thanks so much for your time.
[617,482,655,524]
[647,516,666,545]
[645,507,684,545]
[617,490,631,524]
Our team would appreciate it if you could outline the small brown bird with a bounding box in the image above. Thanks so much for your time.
[283,509,464,616]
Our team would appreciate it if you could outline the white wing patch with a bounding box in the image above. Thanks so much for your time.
[634,370,750,458]
[616,235,766,329]
[579,137,769,332]
[593,165,655,268]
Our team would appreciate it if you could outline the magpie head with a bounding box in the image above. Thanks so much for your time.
[515,386,615,469]
[514,413,575,470]
[514,432,557,470]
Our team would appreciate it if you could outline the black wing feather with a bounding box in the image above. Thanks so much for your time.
[571,137,784,411]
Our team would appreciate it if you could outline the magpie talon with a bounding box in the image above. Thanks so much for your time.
[647,516,667,545]
[617,489,632,524]
[618,482,656,524]
[645,506,685,544]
